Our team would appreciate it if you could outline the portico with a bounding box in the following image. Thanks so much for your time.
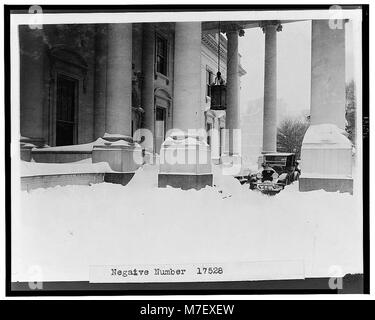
[18,18,354,193]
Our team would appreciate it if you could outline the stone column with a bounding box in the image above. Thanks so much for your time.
[93,24,107,139]
[299,20,352,194]
[158,22,212,190]
[226,29,240,155]
[141,23,155,152]
[132,23,143,74]
[105,23,133,138]
[310,20,346,129]
[262,21,281,153]
[19,27,45,147]
[93,23,143,175]
[173,22,202,132]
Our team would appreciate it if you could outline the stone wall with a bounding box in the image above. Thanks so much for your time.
[19,24,97,146]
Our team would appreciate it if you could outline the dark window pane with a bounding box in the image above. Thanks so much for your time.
[206,70,213,97]
[156,35,168,76]
[156,107,165,121]
[56,75,76,146]
[157,37,166,56]
[57,77,75,122]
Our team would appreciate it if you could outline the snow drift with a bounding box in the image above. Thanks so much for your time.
[12,164,362,282]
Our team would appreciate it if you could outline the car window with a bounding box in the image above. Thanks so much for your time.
[265,156,287,166]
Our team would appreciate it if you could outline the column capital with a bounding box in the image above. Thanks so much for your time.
[259,20,283,33]
[221,23,245,37]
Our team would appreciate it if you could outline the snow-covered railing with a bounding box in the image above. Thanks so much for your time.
[30,138,109,163]
[21,160,113,177]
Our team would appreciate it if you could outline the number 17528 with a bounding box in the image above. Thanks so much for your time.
[196,266,223,275]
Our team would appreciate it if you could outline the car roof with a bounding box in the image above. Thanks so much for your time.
[263,152,295,156]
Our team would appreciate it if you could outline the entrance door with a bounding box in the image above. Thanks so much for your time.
[56,74,77,146]
[155,107,166,154]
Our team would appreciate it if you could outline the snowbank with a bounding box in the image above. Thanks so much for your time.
[13,164,362,282]
[20,160,113,177]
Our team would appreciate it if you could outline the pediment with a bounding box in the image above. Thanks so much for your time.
[49,45,88,70]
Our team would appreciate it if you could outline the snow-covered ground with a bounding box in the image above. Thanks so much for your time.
[12,164,363,282]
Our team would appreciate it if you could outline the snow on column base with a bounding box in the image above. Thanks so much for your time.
[20,136,45,147]
[20,145,34,162]
[20,136,45,161]
[158,133,212,190]
[299,124,353,194]
[92,135,143,173]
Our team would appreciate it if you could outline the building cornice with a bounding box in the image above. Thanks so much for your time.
[202,34,247,76]
[201,34,227,62]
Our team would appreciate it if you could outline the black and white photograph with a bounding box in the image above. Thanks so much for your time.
[3,3,370,299]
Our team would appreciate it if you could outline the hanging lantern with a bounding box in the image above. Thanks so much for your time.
[210,21,227,111]
[210,71,227,110]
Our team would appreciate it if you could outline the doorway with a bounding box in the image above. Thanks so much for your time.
[55,74,77,146]
[155,107,166,154]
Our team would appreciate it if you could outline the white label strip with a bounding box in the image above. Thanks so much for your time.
[89,260,305,283]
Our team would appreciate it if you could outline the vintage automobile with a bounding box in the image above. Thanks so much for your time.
[248,152,301,195]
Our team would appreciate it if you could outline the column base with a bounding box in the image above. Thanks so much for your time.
[299,176,353,194]
[158,173,213,190]
[158,133,212,190]
[20,136,45,161]
[92,137,142,173]
[300,124,353,194]
[20,145,34,162]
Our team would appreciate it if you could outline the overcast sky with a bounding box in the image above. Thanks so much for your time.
[238,20,356,120]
